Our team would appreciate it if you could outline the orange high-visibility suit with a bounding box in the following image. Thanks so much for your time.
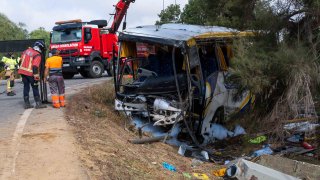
[45,55,65,108]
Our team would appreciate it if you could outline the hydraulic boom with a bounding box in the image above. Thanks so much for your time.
[110,0,135,34]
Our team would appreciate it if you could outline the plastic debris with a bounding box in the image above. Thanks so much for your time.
[213,168,227,177]
[183,172,192,179]
[301,142,314,149]
[286,133,304,143]
[211,124,231,140]
[284,122,319,132]
[224,160,230,165]
[249,135,267,144]
[200,151,209,161]
[275,146,315,155]
[192,173,209,180]
[252,144,273,157]
[205,124,247,142]
[191,158,204,168]
[162,162,177,172]
[178,144,193,157]
[233,125,246,136]
[305,153,315,157]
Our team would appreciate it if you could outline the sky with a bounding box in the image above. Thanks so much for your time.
[0,0,188,32]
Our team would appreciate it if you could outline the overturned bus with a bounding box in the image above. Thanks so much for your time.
[114,24,254,143]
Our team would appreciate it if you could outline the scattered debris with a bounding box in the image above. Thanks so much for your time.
[210,124,233,140]
[192,173,209,180]
[279,146,316,155]
[129,135,172,144]
[301,142,314,150]
[162,162,177,172]
[284,122,319,133]
[226,159,299,180]
[233,125,246,136]
[191,159,204,168]
[178,144,193,157]
[183,172,192,179]
[252,144,273,157]
[249,135,267,144]
[286,133,304,143]
[213,168,227,177]
[200,151,209,161]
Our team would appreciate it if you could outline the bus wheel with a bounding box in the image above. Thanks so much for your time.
[106,61,114,77]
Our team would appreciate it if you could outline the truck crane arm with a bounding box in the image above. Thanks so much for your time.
[110,0,135,34]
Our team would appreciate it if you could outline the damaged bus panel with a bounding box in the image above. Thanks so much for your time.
[114,24,255,143]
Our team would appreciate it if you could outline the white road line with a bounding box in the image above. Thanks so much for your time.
[1,108,33,179]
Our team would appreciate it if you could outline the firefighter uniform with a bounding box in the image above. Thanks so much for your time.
[18,42,47,109]
[45,49,65,108]
[1,54,18,96]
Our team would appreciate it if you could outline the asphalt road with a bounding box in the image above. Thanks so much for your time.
[0,74,111,139]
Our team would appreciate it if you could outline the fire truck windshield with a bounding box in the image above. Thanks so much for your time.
[51,29,82,44]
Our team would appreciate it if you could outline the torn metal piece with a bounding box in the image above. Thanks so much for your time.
[115,99,147,111]
[154,99,180,112]
[151,112,183,126]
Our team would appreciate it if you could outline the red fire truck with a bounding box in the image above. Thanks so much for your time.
[50,0,135,79]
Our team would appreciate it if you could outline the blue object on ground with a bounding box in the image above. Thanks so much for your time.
[252,144,273,157]
[286,133,304,143]
[162,162,177,172]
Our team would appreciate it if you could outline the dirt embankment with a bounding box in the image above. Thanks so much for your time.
[66,81,220,180]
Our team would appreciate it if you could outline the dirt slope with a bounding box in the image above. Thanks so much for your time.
[66,81,221,180]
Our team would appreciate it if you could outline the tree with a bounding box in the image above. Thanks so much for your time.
[29,27,50,48]
[180,0,208,25]
[178,0,320,135]
[0,13,28,40]
[156,4,181,25]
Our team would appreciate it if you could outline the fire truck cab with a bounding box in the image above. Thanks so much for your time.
[50,19,117,79]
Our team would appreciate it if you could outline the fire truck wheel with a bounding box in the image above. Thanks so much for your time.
[106,61,114,77]
[63,73,75,79]
[89,61,104,78]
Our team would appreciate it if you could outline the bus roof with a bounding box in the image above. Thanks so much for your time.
[119,23,253,47]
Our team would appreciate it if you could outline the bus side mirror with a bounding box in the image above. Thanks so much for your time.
[84,28,92,44]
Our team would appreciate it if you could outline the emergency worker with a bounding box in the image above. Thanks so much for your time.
[44,48,65,108]
[1,52,18,96]
[18,41,47,109]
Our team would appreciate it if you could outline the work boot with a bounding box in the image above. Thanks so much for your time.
[24,96,34,109]
[34,96,47,109]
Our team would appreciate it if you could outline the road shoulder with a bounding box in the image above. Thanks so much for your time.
[11,108,89,180]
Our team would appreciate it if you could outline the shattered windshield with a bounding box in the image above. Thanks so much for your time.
[51,29,82,44]
[117,41,186,95]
